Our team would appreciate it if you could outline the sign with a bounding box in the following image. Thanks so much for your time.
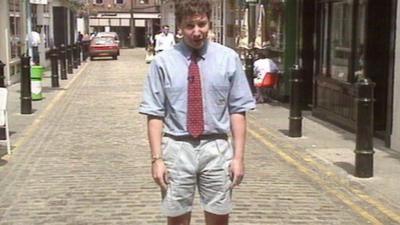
[30,0,48,4]
[245,0,258,3]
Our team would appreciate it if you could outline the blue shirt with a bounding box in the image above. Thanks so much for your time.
[139,41,256,136]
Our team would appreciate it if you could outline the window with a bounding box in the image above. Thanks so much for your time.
[94,0,103,4]
[115,0,124,4]
[9,0,22,59]
[317,0,366,83]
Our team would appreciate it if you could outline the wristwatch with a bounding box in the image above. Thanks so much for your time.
[151,155,163,164]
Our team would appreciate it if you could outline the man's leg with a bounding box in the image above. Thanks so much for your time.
[168,212,191,225]
[204,211,229,225]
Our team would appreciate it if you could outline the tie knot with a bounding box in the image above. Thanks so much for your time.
[191,52,199,62]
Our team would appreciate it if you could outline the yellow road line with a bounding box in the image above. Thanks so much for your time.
[248,127,384,224]
[248,117,400,223]
[10,63,89,153]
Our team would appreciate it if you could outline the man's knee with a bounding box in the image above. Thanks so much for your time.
[204,211,229,225]
[168,212,191,225]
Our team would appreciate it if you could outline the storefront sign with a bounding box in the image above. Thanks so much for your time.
[30,0,48,4]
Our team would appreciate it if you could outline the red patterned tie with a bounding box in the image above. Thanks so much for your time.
[187,52,204,137]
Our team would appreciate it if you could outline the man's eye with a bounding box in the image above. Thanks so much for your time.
[185,24,195,29]
[198,22,207,28]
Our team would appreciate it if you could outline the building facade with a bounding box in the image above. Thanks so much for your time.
[88,0,160,48]
[0,0,79,85]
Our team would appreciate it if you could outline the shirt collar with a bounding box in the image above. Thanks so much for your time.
[178,40,209,60]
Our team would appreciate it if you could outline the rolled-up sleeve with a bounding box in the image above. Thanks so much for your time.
[228,54,256,113]
[138,60,165,117]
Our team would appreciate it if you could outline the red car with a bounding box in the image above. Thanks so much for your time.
[89,36,119,60]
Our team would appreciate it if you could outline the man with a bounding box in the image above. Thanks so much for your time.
[154,25,176,54]
[27,27,41,65]
[253,51,279,103]
[139,1,255,224]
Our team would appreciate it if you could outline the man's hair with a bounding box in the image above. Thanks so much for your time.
[175,0,212,26]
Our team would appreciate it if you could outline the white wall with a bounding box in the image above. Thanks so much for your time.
[391,0,400,151]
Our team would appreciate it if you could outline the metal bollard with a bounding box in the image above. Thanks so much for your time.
[354,78,375,178]
[81,41,86,62]
[20,55,32,114]
[244,53,255,94]
[59,44,67,80]
[288,65,303,137]
[66,45,73,74]
[50,47,60,87]
[82,40,90,61]
[76,42,81,66]
[72,44,78,69]
[0,60,5,87]
[0,61,5,139]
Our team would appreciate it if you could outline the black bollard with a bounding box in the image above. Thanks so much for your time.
[20,55,32,114]
[50,47,60,87]
[0,60,5,87]
[289,65,303,137]
[82,40,90,61]
[0,61,5,139]
[66,45,73,74]
[354,78,375,178]
[76,42,81,66]
[59,44,67,80]
[244,53,255,94]
[72,44,78,69]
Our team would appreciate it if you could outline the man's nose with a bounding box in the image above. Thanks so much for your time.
[193,26,202,37]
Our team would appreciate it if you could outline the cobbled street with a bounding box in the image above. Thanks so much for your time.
[0,49,395,224]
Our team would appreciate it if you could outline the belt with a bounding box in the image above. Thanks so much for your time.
[164,133,228,141]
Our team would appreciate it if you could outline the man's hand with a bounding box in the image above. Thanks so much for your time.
[152,160,169,191]
[229,158,244,189]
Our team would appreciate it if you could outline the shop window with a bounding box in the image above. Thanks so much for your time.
[264,0,285,66]
[318,0,366,83]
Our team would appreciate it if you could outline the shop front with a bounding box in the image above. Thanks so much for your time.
[308,0,396,146]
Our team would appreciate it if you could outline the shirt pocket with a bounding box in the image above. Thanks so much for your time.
[209,85,230,117]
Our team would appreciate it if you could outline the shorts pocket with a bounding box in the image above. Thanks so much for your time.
[215,139,233,161]
[162,137,180,169]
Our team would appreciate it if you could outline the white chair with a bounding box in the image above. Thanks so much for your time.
[0,88,11,154]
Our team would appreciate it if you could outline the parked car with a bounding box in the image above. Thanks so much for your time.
[95,32,120,54]
[89,36,119,60]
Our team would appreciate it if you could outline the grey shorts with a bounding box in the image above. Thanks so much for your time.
[161,135,233,217]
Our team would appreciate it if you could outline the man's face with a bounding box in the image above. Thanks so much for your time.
[179,13,209,50]
[163,26,169,34]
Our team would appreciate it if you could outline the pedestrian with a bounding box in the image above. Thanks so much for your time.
[139,0,255,224]
[154,25,175,54]
[77,31,83,43]
[253,51,279,103]
[27,27,41,65]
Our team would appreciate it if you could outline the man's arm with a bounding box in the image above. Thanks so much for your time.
[147,115,168,191]
[229,112,247,188]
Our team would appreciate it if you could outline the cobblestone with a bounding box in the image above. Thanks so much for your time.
[0,49,393,224]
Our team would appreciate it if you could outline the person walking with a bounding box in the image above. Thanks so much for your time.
[154,25,176,54]
[253,51,279,103]
[27,27,41,65]
[139,0,255,224]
